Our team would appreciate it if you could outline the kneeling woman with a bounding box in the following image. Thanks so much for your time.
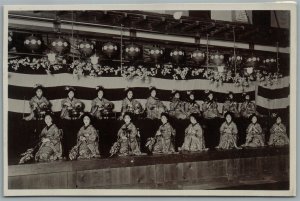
[268,115,289,146]
[146,113,176,154]
[110,112,141,156]
[180,113,208,152]
[216,112,240,150]
[242,114,265,147]
[19,113,63,164]
[69,114,100,160]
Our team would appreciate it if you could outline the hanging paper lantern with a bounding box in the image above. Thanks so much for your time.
[228,55,243,71]
[125,43,141,60]
[78,40,94,57]
[262,57,277,72]
[149,46,164,62]
[245,56,260,68]
[24,35,42,51]
[170,48,185,64]
[191,49,206,64]
[8,32,13,50]
[51,37,70,54]
[102,42,118,58]
[210,52,225,66]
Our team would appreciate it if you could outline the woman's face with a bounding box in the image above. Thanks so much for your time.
[190,116,197,124]
[36,89,43,98]
[83,116,90,126]
[208,93,213,100]
[245,95,250,101]
[127,91,133,99]
[44,115,52,126]
[276,117,282,124]
[174,92,180,99]
[251,116,257,124]
[190,94,194,100]
[124,115,131,124]
[229,94,233,100]
[98,90,104,99]
[151,90,156,97]
[226,114,232,123]
[68,91,74,99]
[161,115,167,124]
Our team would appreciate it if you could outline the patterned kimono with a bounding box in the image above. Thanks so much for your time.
[35,124,62,162]
[222,100,239,117]
[169,98,187,119]
[24,96,51,121]
[268,123,289,146]
[244,123,265,147]
[60,98,84,120]
[185,100,201,116]
[153,122,176,154]
[202,100,219,119]
[121,98,143,116]
[90,97,114,119]
[69,125,100,160]
[217,121,238,149]
[112,122,141,156]
[181,123,206,151]
[145,96,166,119]
[240,101,256,118]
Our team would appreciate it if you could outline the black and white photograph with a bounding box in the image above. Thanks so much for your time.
[3,3,296,196]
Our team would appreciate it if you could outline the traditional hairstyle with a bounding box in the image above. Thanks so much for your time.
[123,111,133,119]
[65,86,76,93]
[189,113,200,122]
[249,113,258,121]
[227,91,234,100]
[125,87,133,95]
[224,111,234,119]
[96,85,105,93]
[160,112,169,120]
[81,112,94,123]
[149,86,157,93]
[34,84,44,92]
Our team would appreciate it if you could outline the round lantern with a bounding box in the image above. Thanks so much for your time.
[8,32,13,50]
[51,37,70,54]
[191,49,206,64]
[24,35,42,51]
[149,46,164,62]
[245,56,260,68]
[210,52,225,66]
[102,42,118,58]
[262,57,277,72]
[228,55,243,69]
[125,43,141,60]
[170,48,185,64]
[78,40,94,57]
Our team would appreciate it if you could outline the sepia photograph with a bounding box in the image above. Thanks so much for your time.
[3,3,296,196]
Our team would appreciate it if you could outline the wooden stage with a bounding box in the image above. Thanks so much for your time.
[8,146,289,190]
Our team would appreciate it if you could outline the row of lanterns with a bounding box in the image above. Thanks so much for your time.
[10,34,279,72]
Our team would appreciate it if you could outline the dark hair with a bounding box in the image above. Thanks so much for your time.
[224,111,233,119]
[34,85,44,92]
[249,113,258,121]
[123,112,133,120]
[189,113,200,122]
[160,112,169,120]
[81,112,94,124]
[65,86,76,95]
[96,86,105,93]
[125,88,133,96]
[149,87,157,94]
[227,92,234,100]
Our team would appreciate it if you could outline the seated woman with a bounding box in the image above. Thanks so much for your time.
[242,114,265,147]
[110,112,141,156]
[222,92,239,118]
[240,93,256,118]
[216,112,240,150]
[19,113,62,164]
[69,113,100,160]
[24,84,51,121]
[268,115,289,146]
[120,87,143,119]
[169,90,187,119]
[146,113,176,154]
[202,91,220,119]
[184,91,201,117]
[145,86,167,119]
[60,86,84,120]
[180,113,208,152]
[90,86,114,120]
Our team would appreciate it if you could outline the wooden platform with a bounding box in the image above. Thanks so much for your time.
[8,147,289,190]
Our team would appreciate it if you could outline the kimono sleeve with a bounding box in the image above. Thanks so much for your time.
[195,124,203,137]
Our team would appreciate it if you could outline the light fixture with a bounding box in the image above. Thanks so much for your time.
[173,11,183,20]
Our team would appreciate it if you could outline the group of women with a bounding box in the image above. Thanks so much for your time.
[19,84,289,164]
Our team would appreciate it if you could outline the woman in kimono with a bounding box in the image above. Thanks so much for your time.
[184,91,201,117]
[216,112,240,150]
[145,87,167,119]
[120,88,143,119]
[146,113,176,154]
[69,113,100,160]
[90,86,114,120]
[110,112,141,156]
[240,93,256,118]
[242,114,265,147]
[222,92,239,118]
[202,91,220,119]
[24,84,51,121]
[180,113,207,152]
[169,90,187,119]
[60,86,84,120]
[268,115,289,146]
